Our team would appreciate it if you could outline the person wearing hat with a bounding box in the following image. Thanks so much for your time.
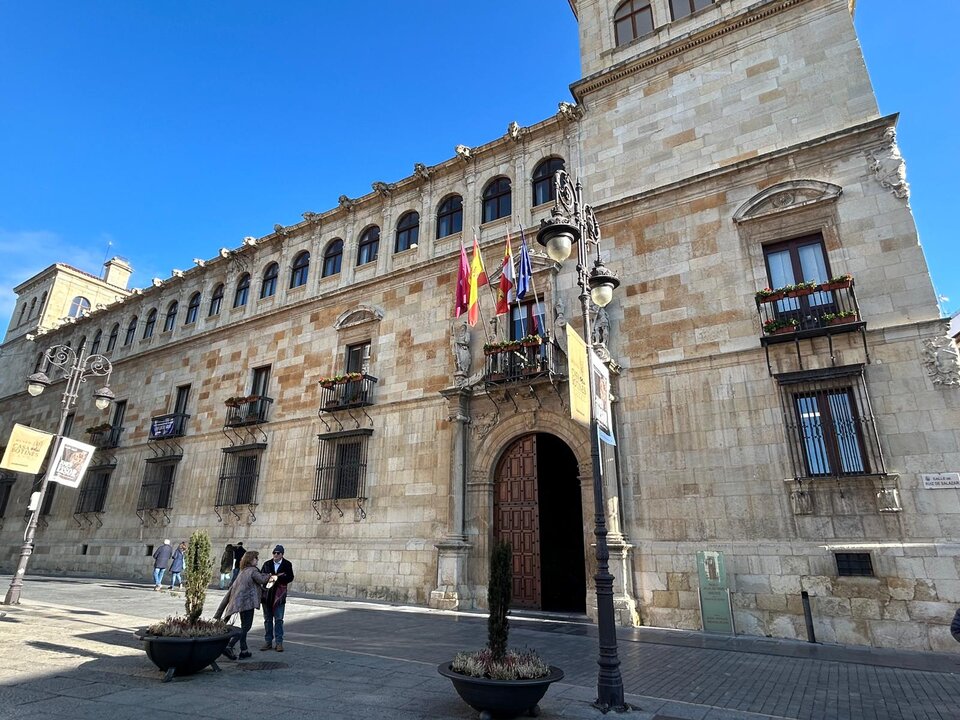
[152,539,172,590]
[259,544,294,652]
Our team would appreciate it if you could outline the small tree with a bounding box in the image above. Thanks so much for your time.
[487,540,512,662]
[184,529,213,624]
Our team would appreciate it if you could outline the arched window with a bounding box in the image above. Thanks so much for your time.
[143,309,157,339]
[106,323,119,351]
[614,0,653,46]
[91,329,103,354]
[482,177,512,223]
[17,302,27,325]
[395,211,420,253]
[34,352,45,373]
[261,263,279,298]
[124,316,138,346]
[437,195,463,239]
[532,157,565,207]
[163,301,178,332]
[234,274,250,308]
[39,292,47,315]
[27,297,37,319]
[290,251,310,288]
[77,335,86,352]
[185,292,201,324]
[209,284,224,316]
[670,0,712,21]
[357,226,380,266]
[68,296,91,318]
[322,239,344,277]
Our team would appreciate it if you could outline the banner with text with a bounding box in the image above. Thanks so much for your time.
[566,324,589,426]
[0,424,54,474]
[50,437,97,489]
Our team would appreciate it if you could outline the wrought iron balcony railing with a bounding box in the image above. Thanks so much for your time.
[224,396,273,427]
[148,412,190,440]
[87,426,124,449]
[319,374,378,411]
[757,278,864,344]
[483,339,566,385]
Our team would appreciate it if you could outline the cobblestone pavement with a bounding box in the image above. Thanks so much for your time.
[1,575,959,720]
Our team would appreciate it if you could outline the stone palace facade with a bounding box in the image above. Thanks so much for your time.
[2,0,959,650]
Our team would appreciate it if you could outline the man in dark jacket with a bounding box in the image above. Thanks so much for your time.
[260,544,294,652]
[152,539,172,590]
[232,541,245,582]
[951,607,960,643]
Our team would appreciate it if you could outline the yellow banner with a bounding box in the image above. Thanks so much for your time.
[0,423,54,474]
[566,324,590,426]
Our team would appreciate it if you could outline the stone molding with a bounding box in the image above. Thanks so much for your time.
[733,180,843,224]
[333,304,384,331]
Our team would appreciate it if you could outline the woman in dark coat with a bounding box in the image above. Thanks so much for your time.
[214,550,275,659]
[219,543,234,589]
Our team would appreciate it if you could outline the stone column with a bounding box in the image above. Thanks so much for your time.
[430,387,473,610]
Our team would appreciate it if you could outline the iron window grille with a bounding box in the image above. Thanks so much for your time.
[835,552,874,577]
[314,429,372,517]
[75,471,110,513]
[138,460,178,510]
[777,365,886,481]
[216,446,263,507]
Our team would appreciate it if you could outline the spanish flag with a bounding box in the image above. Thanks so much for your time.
[467,236,488,326]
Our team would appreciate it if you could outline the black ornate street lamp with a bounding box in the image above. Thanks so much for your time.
[537,170,626,713]
[3,343,114,605]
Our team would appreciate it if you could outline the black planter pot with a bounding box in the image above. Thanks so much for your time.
[137,631,233,682]
[437,662,564,719]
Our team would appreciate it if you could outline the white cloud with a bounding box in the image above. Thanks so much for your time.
[0,229,113,335]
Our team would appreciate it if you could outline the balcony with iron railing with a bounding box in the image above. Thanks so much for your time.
[318,373,378,412]
[224,395,273,427]
[148,412,190,440]
[483,337,566,385]
[86,425,124,449]
[756,276,865,346]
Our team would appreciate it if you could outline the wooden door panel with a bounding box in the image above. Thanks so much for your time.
[494,435,540,609]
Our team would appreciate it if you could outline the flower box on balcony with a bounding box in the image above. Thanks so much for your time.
[763,319,799,335]
[225,395,259,408]
[483,342,521,355]
[824,311,858,326]
[755,288,785,304]
[784,281,818,298]
[317,372,365,389]
[818,274,853,292]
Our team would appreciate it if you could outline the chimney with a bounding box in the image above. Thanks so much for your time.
[102,257,133,289]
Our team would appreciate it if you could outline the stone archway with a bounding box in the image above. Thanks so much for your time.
[493,432,586,612]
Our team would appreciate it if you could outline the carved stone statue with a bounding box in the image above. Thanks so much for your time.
[557,101,583,122]
[506,121,522,141]
[413,162,431,180]
[455,144,472,162]
[372,181,393,196]
[338,195,355,210]
[453,322,472,385]
[555,296,567,328]
[866,129,910,200]
[922,332,960,387]
[593,306,610,347]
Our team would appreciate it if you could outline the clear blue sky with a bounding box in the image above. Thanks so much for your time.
[1,2,956,333]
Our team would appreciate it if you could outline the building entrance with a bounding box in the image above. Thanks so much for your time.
[494,433,585,612]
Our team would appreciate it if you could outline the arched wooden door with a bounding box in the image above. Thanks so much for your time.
[494,434,541,608]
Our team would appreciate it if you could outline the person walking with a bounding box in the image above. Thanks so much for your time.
[168,541,187,590]
[152,539,173,590]
[219,543,235,590]
[214,550,274,660]
[951,606,960,643]
[260,544,294,652]
[232,541,245,583]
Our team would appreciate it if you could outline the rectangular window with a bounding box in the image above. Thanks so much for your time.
[510,302,545,341]
[75,471,110,513]
[763,234,837,323]
[174,385,191,415]
[315,430,372,501]
[138,462,177,510]
[63,413,76,438]
[217,449,262,506]
[251,365,271,398]
[0,475,14,517]
[345,342,371,374]
[836,552,874,577]
[40,483,56,516]
[777,366,885,480]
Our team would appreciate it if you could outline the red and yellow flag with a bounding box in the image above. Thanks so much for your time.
[467,236,488,326]
[495,232,515,315]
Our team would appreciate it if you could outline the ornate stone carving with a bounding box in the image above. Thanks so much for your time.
[413,162,431,180]
[338,195,355,211]
[471,412,498,439]
[506,121,523,141]
[557,101,583,122]
[152,278,163,287]
[273,223,288,236]
[922,331,960,387]
[193,258,205,267]
[455,144,472,162]
[733,180,843,223]
[372,181,394,196]
[333,304,384,330]
[453,322,471,386]
[555,296,566,328]
[866,129,910,200]
[301,211,320,223]
[171,269,184,278]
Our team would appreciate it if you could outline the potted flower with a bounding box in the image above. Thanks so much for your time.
[819,274,853,291]
[483,339,522,355]
[763,318,799,335]
[518,334,542,347]
[318,371,365,388]
[438,541,563,717]
[224,396,245,408]
[784,281,818,298]
[822,310,858,326]
[136,530,232,682]
[755,287,785,303]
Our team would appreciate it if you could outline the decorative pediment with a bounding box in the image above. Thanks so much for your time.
[334,305,384,331]
[733,181,842,224]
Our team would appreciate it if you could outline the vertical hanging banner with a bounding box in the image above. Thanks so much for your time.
[0,424,54,474]
[591,352,616,446]
[566,324,590,426]
[49,437,97,488]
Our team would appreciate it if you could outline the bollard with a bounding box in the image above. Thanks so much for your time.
[801,590,817,643]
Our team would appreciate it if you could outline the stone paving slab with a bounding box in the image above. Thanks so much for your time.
[2,576,960,719]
